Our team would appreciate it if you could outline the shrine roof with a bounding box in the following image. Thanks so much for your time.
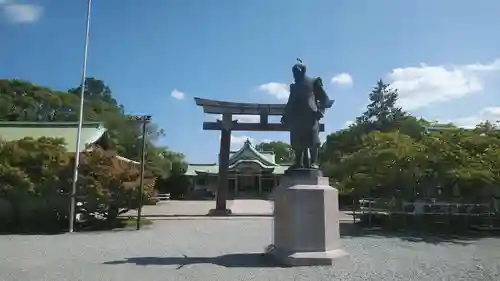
[186,164,289,175]
[228,139,278,168]
[0,121,107,153]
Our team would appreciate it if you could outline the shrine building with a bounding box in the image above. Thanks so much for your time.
[185,139,290,197]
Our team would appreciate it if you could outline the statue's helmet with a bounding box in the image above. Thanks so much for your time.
[292,63,306,81]
[292,63,307,75]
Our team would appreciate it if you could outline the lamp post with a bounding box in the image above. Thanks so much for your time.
[129,115,151,230]
[68,0,93,233]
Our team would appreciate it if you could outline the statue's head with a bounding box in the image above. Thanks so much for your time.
[292,60,307,82]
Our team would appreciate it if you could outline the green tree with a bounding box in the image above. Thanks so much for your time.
[0,137,70,228]
[355,80,425,137]
[355,80,405,130]
[336,131,423,198]
[321,80,424,174]
[58,147,156,221]
[255,141,294,164]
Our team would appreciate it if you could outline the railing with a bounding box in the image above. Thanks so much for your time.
[350,198,499,230]
[357,199,494,216]
[154,193,171,201]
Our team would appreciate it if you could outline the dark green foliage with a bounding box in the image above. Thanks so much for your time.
[320,80,500,204]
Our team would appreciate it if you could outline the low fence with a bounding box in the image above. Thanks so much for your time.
[153,193,171,201]
[349,198,500,231]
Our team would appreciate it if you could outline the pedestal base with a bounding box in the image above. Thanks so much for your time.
[284,167,323,178]
[269,168,348,267]
[207,208,232,216]
[265,244,348,266]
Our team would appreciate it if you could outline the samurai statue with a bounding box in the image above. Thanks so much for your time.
[280,59,334,169]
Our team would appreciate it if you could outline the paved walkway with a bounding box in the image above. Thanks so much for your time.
[124,200,352,220]
[2,219,499,280]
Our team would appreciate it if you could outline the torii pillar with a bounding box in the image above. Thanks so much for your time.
[210,113,233,215]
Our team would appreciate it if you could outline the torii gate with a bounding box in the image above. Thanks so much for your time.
[194,97,326,215]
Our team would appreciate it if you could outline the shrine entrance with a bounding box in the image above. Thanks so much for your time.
[193,97,326,215]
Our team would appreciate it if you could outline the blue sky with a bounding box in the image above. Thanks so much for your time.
[1,0,500,163]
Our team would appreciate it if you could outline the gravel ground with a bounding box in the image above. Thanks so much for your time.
[1,219,500,281]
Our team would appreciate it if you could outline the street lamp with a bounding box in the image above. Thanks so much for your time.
[68,0,93,233]
[128,115,152,230]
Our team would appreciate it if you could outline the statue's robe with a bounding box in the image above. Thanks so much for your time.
[282,76,330,149]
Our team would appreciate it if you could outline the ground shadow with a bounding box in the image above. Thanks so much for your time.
[0,223,68,235]
[104,253,287,269]
[0,228,66,235]
[339,222,500,245]
[0,218,151,235]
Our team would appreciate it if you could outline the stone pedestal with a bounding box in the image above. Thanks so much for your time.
[266,169,347,266]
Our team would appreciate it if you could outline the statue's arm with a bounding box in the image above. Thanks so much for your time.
[282,84,295,124]
[314,77,333,112]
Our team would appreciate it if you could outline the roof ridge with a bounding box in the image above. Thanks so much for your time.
[228,139,277,167]
[229,159,276,169]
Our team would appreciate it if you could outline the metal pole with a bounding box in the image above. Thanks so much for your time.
[136,120,147,230]
[69,0,93,233]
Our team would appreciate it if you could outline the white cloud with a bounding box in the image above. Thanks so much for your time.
[447,107,500,129]
[258,82,289,100]
[331,73,353,87]
[170,88,185,100]
[387,58,500,110]
[2,3,43,24]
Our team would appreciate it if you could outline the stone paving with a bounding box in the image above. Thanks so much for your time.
[2,219,500,281]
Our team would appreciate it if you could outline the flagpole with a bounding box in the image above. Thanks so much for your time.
[69,0,93,233]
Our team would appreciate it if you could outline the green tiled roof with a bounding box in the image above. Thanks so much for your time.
[0,121,107,153]
[228,139,278,167]
[185,163,218,176]
[229,150,276,164]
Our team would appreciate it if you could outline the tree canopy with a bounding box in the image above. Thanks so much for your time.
[0,78,184,180]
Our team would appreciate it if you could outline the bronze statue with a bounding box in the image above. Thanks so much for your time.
[281,59,333,169]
